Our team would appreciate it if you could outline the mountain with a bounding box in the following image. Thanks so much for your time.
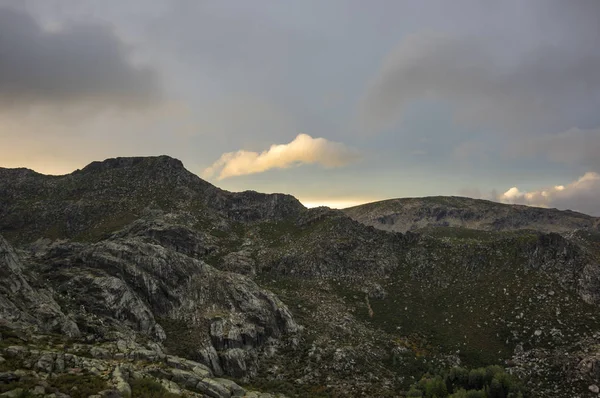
[344,196,600,233]
[1,156,600,397]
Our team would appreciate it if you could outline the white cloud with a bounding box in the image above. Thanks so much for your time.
[202,134,359,180]
[497,172,600,216]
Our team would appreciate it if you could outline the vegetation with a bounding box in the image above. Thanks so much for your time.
[407,366,526,398]
[0,379,37,396]
[47,373,107,398]
[0,326,27,349]
[130,378,180,398]
[159,317,210,361]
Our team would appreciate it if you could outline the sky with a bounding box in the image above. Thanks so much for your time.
[0,1,599,215]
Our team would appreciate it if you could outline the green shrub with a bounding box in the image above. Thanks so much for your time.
[449,389,468,398]
[407,388,423,397]
[467,368,486,390]
[425,376,448,398]
[408,364,527,398]
[484,365,504,386]
[446,367,469,392]
[465,390,486,398]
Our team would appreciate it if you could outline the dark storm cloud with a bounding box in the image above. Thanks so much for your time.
[0,6,161,107]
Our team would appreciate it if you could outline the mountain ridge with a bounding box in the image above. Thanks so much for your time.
[344,195,600,234]
[4,156,598,236]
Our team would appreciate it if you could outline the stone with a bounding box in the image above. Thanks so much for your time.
[131,349,159,362]
[90,346,111,359]
[5,346,26,358]
[112,366,131,397]
[0,372,18,382]
[116,340,128,353]
[195,377,232,398]
[160,379,182,394]
[170,368,201,389]
[35,353,55,373]
[590,384,600,394]
[214,377,246,397]
[0,389,24,398]
[220,348,251,379]
[54,354,65,373]
[200,345,224,376]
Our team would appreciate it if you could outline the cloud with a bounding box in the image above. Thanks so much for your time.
[360,32,600,133]
[202,134,359,180]
[0,6,161,108]
[514,127,600,170]
[496,172,600,216]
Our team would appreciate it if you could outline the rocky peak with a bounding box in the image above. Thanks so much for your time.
[77,155,186,176]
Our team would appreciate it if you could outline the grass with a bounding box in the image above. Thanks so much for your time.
[0,385,38,397]
[47,373,108,398]
[0,326,27,349]
[418,226,538,243]
[130,378,180,398]
[72,212,139,242]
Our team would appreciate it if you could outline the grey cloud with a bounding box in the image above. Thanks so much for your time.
[515,128,600,170]
[0,6,161,108]
[360,32,600,133]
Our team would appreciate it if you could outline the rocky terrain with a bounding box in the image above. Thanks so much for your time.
[1,156,600,397]
[344,196,600,234]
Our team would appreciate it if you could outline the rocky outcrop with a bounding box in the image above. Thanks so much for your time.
[0,338,285,398]
[1,224,299,380]
[0,236,79,337]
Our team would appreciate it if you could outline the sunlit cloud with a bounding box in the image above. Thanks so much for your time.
[202,134,359,180]
[496,172,600,216]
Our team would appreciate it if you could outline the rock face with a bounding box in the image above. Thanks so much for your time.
[0,338,283,398]
[1,156,600,397]
[12,225,298,380]
[344,196,600,233]
[0,235,79,337]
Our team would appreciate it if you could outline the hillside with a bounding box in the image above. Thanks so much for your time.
[1,157,600,397]
[344,196,600,234]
